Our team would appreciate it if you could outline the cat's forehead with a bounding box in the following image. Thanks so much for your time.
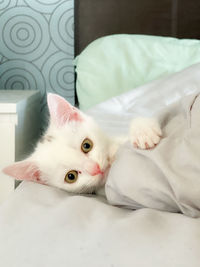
[38,120,97,154]
[35,116,106,166]
[48,117,100,141]
[37,135,86,167]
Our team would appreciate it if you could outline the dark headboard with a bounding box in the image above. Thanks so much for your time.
[75,0,200,56]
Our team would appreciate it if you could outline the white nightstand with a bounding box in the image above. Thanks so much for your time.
[0,90,42,204]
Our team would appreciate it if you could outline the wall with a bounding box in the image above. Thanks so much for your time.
[0,0,74,112]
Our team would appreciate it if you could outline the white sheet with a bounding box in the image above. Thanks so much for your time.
[1,63,200,267]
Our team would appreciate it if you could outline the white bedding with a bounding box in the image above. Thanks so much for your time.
[1,63,200,267]
[1,182,200,267]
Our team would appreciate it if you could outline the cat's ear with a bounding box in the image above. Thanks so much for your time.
[3,161,45,184]
[47,93,83,126]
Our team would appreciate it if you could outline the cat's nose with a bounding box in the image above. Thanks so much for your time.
[91,163,104,176]
[85,162,104,176]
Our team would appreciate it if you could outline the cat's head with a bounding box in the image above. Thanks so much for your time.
[3,94,111,193]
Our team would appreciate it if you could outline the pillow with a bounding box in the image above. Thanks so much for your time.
[75,34,200,110]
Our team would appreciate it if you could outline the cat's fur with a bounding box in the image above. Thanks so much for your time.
[3,94,162,193]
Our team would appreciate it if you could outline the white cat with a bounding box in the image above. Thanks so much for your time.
[3,94,162,193]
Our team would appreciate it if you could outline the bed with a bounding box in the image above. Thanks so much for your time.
[1,1,200,266]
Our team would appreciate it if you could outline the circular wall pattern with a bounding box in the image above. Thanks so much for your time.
[42,51,74,97]
[24,0,66,14]
[0,60,46,94]
[50,1,74,54]
[0,7,50,61]
[0,0,17,10]
[0,0,75,107]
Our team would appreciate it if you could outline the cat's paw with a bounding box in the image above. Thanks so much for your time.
[130,117,162,149]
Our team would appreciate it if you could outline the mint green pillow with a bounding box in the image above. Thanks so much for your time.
[75,34,200,110]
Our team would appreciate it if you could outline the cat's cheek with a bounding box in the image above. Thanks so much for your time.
[36,179,48,186]
[99,177,107,186]
[95,172,108,187]
[101,171,109,185]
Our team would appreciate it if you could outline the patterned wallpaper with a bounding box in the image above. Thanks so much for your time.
[0,0,74,111]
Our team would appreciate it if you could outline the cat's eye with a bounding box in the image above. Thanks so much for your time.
[65,170,78,184]
[81,138,93,153]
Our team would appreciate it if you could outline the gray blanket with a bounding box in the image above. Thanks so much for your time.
[106,93,200,218]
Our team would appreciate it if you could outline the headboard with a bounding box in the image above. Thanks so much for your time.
[75,0,200,56]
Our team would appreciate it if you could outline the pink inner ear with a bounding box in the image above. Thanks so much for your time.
[3,161,45,185]
[47,93,83,126]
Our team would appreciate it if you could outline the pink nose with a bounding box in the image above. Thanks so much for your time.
[90,163,104,176]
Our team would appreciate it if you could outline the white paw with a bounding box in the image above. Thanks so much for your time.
[130,117,162,149]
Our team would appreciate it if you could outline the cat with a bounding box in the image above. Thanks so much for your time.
[3,93,162,194]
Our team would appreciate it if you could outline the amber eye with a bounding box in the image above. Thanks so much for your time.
[81,138,93,153]
[65,170,78,184]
